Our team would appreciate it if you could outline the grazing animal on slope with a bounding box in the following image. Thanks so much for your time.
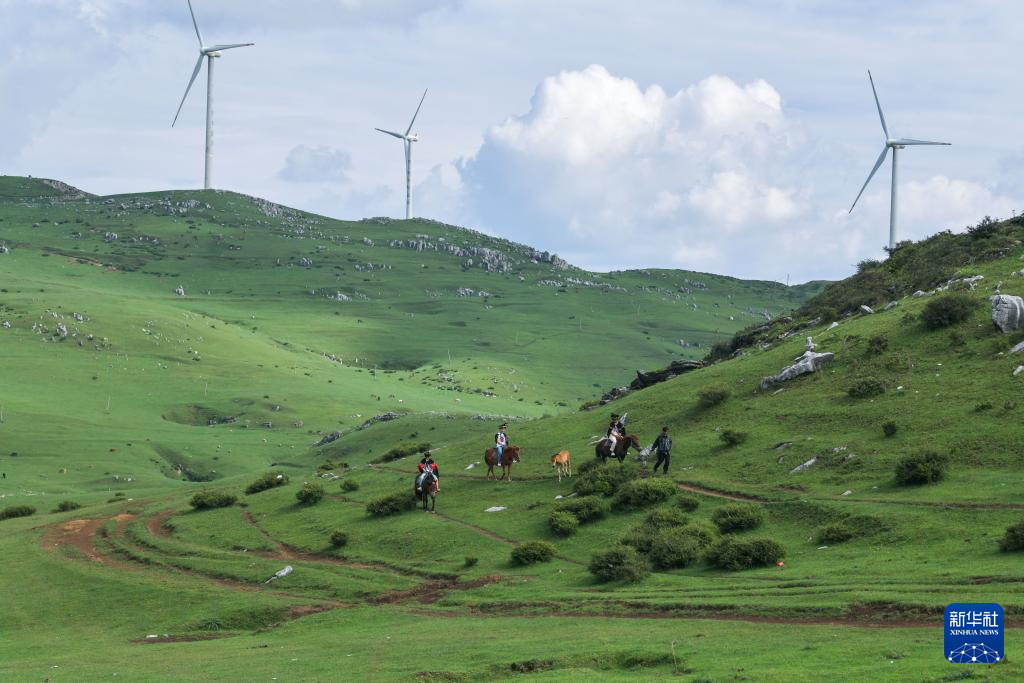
[484,445,521,481]
[550,450,571,482]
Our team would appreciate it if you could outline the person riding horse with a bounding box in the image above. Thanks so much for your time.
[606,413,625,452]
[416,451,439,492]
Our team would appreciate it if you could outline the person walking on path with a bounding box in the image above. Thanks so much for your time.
[651,426,672,474]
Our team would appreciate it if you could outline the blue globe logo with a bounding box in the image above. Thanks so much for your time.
[948,644,1001,663]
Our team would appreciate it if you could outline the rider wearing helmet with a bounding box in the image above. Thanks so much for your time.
[417,450,439,491]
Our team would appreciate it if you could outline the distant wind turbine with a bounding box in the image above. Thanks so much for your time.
[376,89,428,220]
[171,0,254,190]
[848,70,950,249]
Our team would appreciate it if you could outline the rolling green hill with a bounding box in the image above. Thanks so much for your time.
[6,176,1024,681]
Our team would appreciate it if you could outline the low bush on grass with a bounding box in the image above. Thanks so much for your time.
[366,491,415,517]
[553,496,608,523]
[866,334,889,355]
[707,537,785,570]
[573,461,641,497]
[895,451,948,486]
[643,506,688,530]
[245,471,288,495]
[618,525,656,553]
[370,442,432,464]
[0,505,35,520]
[296,482,325,506]
[340,479,360,492]
[510,541,555,565]
[611,478,677,511]
[817,522,855,544]
[711,504,764,533]
[649,529,702,570]
[53,501,81,513]
[719,430,748,447]
[589,546,649,583]
[548,510,580,537]
[675,495,700,513]
[848,378,885,399]
[998,521,1024,552]
[922,293,976,330]
[329,530,348,548]
[697,386,730,409]
[189,491,236,510]
[882,421,898,438]
[464,556,479,568]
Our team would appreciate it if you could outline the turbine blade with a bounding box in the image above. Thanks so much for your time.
[849,146,890,213]
[207,42,255,52]
[892,138,951,146]
[375,128,404,139]
[405,88,428,136]
[867,70,889,139]
[172,54,205,127]
[187,0,204,47]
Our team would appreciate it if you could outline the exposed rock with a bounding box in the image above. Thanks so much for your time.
[0,245,9,254]
[790,457,817,474]
[354,412,402,431]
[56,323,68,338]
[912,290,926,298]
[299,257,312,268]
[600,386,631,404]
[629,359,703,390]
[1009,341,1024,355]
[827,321,839,330]
[104,232,118,242]
[174,286,185,297]
[859,305,874,315]
[1,321,9,329]
[1015,366,1024,377]
[883,301,899,311]
[315,431,341,447]
[991,294,1024,332]
[805,336,816,352]
[761,350,834,390]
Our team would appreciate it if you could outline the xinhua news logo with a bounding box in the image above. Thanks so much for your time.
[945,603,1004,663]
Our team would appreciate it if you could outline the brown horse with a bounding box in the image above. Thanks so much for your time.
[414,469,439,512]
[484,445,521,481]
[595,434,642,464]
[550,449,571,482]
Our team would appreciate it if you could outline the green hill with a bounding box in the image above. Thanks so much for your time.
[7,176,1023,681]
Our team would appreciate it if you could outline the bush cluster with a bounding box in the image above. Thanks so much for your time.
[370,442,432,464]
[0,505,36,520]
[866,334,889,355]
[707,537,785,570]
[675,495,700,513]
[553,496,608,523]
[697,386,730,409]
[719,430,748,447]
[189,491,236,510]
[340,479,360,492]
[245,471,289,495]
[296,482,325,506]
[922,294,976,330]
[895,451,948,486]
[588,546,649,582]
[510,541,556,565]
[999,521,1024,552]
[648,529,702,570]
[573,461,641,497]
[711,504,764,533]
[611,478,677,511]
[54,501,82,513]
[848,378,885,399]
[643,506,688,530]
[329,530,349,548]
[547,511,580,537]
[882,421,898,438]
[817,522,855,545]
[366,491,415,517]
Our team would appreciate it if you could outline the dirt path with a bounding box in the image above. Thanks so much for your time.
[42,514,137,568]
[371,463,549,482]
[675,481,766,503]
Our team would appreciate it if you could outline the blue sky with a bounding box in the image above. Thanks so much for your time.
[2,0,1022,282]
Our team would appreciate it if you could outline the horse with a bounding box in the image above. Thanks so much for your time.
[484,445,520,481]
[595,434,642,464]
[550,450,571,482]
[414,469,439,512]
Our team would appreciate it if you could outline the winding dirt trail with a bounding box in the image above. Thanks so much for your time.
[42,514,137,568]
[674,481,767,503]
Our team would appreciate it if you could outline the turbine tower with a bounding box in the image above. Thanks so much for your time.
[376,89,428,220]
[849,70,950,250]
[171,0,253,190]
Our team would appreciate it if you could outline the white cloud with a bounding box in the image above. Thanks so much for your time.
[279,145,352,183]
[899,175,1020,235]
[688,171,800,228]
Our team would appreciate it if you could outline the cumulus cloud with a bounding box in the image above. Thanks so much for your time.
[279,145,352,183]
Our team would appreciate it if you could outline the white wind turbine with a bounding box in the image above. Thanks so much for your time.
[848,70,950,249]
[171,0,254,190]
[376,89,428,220]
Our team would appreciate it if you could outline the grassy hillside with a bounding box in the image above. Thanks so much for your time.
[7,176,1023,681]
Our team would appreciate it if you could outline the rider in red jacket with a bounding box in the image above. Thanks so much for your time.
[417,451,439,491]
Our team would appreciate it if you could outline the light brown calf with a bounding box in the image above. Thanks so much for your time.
[550,449,571,482]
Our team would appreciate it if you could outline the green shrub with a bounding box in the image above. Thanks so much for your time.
[711,504,764,533]
[848,378,885,399]
[329,530,348,548]
[643,506,688,530]
[817,522,855,544]
[882,421,898,438]
[548,510,580,537]
[296,482,325,506]
[245,471,289,495]
[649,529,702,570]
[553,496,608,523]
[678,521,718,549]
[707,537,785,570]
[719,430,748,447]
[998,521,1024,552]
[611,478,677,511]
[0,505,36,520]
[370,441,432,464]
[510,541,556,565]
[867,334,889,355]
[675,495,700,513]
[340,479,360,492]
[54,501,82,513]
[464,556,479,568]
[573,462,641,497]
[366,491,415,517]
[922,293,976,329]
[588,546,649,583]
[618,525,656,553]
[895,451,948,486]
[697,386,730,409]
[189,491,236,510]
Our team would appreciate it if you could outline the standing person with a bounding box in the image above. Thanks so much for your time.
[494,424,508,466]
[651,426,672,474]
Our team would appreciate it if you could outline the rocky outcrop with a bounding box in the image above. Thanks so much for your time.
[315,431,341,447]
[630,360,703,390]
[991,294,1024,332]
[354,412,403,431]
[859,305,874,314]
[761,350,834,390]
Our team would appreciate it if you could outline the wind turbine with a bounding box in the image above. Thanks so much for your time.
[376,89,428,220]
[848,70,950,249]
[171,0,254,190]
